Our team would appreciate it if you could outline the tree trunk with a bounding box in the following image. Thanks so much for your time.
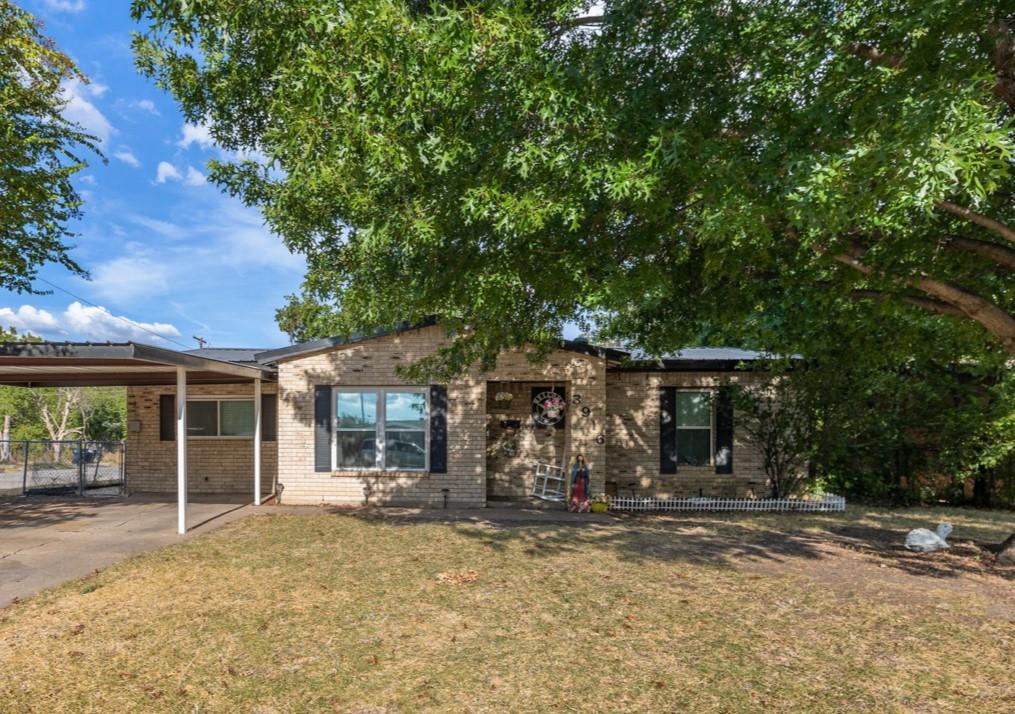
[0,415,10,462]
[972,468,993,507]
[995,533,1015,565]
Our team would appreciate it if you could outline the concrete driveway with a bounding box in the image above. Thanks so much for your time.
[0,495,254,607]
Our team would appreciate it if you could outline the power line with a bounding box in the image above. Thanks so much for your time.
[32,276,193,350]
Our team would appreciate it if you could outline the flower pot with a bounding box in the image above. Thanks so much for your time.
[591,502,608,513]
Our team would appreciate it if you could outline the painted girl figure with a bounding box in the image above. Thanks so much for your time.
[568,454,590,513]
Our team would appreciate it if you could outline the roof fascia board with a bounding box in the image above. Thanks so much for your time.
[0,342,274,381]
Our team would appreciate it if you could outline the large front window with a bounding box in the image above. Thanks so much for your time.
[675,392,712,466]
[334,389,428,470]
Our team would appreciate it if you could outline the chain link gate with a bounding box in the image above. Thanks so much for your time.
[0,440,126,497]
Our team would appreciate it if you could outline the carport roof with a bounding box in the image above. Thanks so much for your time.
[0,341,276,387]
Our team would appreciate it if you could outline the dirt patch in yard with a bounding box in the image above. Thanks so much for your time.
[733,527,1015,621]
[0,506,1012,712]
[601,509,1015,620]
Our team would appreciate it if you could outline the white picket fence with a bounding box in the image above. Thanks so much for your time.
[608,493,846,513]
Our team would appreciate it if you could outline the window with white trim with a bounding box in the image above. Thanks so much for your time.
[675,391,713,466]
[333,388,428,470]
[186,398,255,438]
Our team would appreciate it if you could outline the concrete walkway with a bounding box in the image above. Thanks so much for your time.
[0,494,254,608]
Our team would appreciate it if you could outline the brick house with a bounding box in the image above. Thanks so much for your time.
[0,324,774,525]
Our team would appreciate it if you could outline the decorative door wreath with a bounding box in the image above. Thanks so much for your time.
[532,390,566,427]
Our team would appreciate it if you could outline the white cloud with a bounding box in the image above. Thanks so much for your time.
[177,122,214,150]
[41,0,86,13]
[184,166,206,186]
[113,148,140,167]
[132,99,159,115]
[155,160,182,184]
[84,196,303,310]
[91,256,170,302]
[0,305,61,334]
[0,302,180,343]
[60,78,114,145]
[84,82,109,98]
[63,302,180,343]
[126,215,186,240]
[211,202,305,271]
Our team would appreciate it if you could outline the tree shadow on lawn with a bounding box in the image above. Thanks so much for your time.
[818,522,1013,581]
[342,508,1014,583]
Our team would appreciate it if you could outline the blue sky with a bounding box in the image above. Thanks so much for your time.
[0,1,306,350]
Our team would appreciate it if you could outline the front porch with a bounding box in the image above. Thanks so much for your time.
[485,380,570,502]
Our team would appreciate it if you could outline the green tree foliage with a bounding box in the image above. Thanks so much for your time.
[737,333,1015,505]
[1,1,99,291]
[132,1,1015,370]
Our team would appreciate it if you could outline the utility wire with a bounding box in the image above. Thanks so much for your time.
[32,276,194,350]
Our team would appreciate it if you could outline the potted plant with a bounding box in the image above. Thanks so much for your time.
[590,493,610,513]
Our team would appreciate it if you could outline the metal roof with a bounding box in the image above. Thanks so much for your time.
[626,347,774,362]
[183,347,268,366]
[254,318,441,363]
[252,320,772,370]
[616,346,789,371]
[0,341,275,387]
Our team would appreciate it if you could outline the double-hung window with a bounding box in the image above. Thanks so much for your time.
[675,391,713,466]
[334,388,428,471]
[186,398,255,438]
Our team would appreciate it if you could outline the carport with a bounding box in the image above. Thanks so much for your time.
[0,341,276,533]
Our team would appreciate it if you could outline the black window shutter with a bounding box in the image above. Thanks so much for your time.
[313,385,332,472]
[714,387,734,474]
[429,384,448,473]
[659,387,677,474]
[530,386,566,429]
[261,393,277,441]
[159,394,175,441]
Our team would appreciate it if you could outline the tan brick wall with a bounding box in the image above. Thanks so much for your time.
[126,383,277,495]
[276,325,607,506]
[605,371,770,498]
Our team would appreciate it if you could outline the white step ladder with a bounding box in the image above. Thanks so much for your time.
[531,462,567,501]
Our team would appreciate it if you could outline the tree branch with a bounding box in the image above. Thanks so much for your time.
[567,15,604,27]
[833,248,1015,355]
[846,42,903,68]
[935,200,1015,245]
[912,275,1015,352]
[944,235,1015,271]
[849,289,966,317]
[989,19,1015,112]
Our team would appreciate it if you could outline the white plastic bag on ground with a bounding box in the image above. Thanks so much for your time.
[905,523,953,552]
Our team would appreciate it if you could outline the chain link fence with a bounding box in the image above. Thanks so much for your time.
[0,440,125,497]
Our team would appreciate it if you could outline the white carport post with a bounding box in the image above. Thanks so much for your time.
[253,377,262,506]
[176,366,188,534]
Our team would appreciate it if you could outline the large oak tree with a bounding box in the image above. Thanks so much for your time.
[1,1,98,291]
[132,1,1015,373]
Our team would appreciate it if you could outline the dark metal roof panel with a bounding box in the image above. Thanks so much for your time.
[0,341,275,385]
[255,318,442,363]
[183,347,269,365]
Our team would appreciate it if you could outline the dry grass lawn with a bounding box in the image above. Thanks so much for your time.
[1,506,1013,713]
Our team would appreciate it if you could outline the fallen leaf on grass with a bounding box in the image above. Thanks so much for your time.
[435,569,478,585]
